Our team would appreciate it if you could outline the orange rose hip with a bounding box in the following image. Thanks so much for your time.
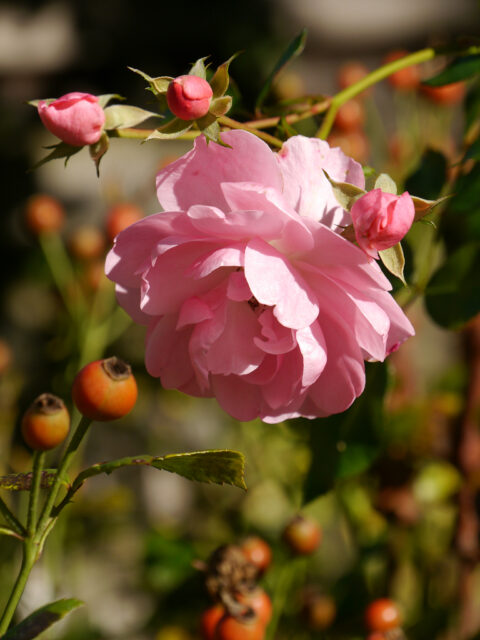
[21,393,70,450]
[72,356,138,421]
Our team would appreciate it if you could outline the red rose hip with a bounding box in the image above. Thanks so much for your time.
[25,194,65,235]
[216,615,265,640]
[282,515,322,555]
[201,604,225,640]
[365,598,401,633]
[241,536,272,575]
[21,393,70,451]
[236,588,272,625]
[72,356,138,421]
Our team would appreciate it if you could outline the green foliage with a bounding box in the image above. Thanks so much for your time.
[3,599,83,640]
[423,53,480,86]
[302,363,388,502]
[425,243,480,329]
[404,149,448,200]
[255,29,307,113]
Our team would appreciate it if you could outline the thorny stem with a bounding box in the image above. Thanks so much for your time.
[217,116,283,148]
[242,98,331,130]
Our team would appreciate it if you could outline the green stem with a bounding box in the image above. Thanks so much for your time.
[34,416,92,539]
[38,233,85,320]
[77,278,117,369]
[26,452,45,537]
[111,127,199,141]
[218,116,283,148]
[112,118,284,149]
[0,542,36,635]
[0,496,26,537]
[316,46,476,139]
[266,557,305,640]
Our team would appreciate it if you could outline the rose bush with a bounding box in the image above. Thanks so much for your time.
[106,130,414,423]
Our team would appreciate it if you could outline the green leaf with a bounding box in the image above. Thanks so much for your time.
[374,172,397,194]
[423,54,480,86]
[201,120,229,147]
[147,118,192,140]
[89,132,109,177]
[0,470,58,491]
[208,96,232,117]
[97,93,125,108]
[195,111,218,130]
[189,57,209,79]
[379,243,406,285]
[30,142,83,171]
[104,105,162,130]
[153,450,246,487]
[404,149,448,200]
[209,54,239,98]
[128,67,173,95]
[323,170,366,211]
[256,29,307,113]
[411,194,450,221]
[425,243,480,329]
[303,363,387,502]
[3,598,83,640]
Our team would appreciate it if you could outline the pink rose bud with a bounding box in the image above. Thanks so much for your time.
[38,92,105,147]
[351,189,415,259]
[166,75,213,120]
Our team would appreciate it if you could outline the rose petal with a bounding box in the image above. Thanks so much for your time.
[245,238,319,330]
[276,135,364,229]
[156,130,283,211]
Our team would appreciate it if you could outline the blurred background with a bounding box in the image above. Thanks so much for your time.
[1,1,480,639]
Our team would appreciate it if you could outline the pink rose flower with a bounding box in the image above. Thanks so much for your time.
[38,92,105,147]
[106,131,414,423]
[351,188,415,259]
[166,75,213,120]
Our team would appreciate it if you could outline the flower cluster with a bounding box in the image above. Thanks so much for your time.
[106,131,414,423]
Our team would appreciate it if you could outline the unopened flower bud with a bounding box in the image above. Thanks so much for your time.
[351,189,415,259]
[166,75,213,120]
[38,92,105,146]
